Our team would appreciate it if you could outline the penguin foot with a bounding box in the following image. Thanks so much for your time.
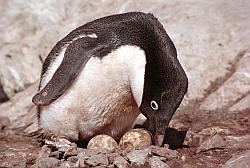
[45,138,72,150]
[27,129,75,149]
[27,128,59,142]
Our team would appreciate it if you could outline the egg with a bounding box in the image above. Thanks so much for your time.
[87,134,118,152]
[119,128,152,150]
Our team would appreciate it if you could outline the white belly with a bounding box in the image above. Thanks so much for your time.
[39,45,146,141]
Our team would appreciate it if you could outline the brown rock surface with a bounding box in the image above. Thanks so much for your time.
[0,129,40,168]
[125,148,150,165]
[148,156,170,168]
[196,133,226,153]
[113,155,129,168]
[36,157,61,168]
[151,146,178,159]
[0,84,38,133]
[222,150,250,168]
[201,49,250,110]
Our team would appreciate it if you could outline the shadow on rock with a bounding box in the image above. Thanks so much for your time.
[164,127,188,149]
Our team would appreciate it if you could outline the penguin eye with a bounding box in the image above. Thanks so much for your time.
[150,101,159,110]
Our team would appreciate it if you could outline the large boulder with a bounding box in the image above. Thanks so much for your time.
[0,0,250,106]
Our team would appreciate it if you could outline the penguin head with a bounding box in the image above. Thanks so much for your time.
[137,29,188,146]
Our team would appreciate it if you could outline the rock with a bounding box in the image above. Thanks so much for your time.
[0,116,10,130]
[230,94,250,111]
[182,163,200,168]
[225,134,250,149]
[222,150,250,168]
[0,83,9,103]
[0,0,250,139]
[184,130,204,147]
[0,84,38,133]
[184,127,231,148]
[151,145,178,159]
[49,151,60,159]
[78,149,109,167]
[125,148,150,165]
[76,152,86,168]
[67,156,78,163]
[85,153,109,167]
[113,155,129,168]
[148,156,170,168]
[198,127,232,135]
[196,133,226,153]
[38,146,51,158]
[63,146,78,159]
[119,129,152,150]
[59,161,76,168]
[36,157,61,168]
[201,48,250,110]
[87,134,118,152]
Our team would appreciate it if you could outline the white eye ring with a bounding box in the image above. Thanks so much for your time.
[150,101,159,110]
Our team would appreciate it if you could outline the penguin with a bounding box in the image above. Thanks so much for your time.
[32,12,188,146]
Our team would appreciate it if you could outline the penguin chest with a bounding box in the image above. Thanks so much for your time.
[39,45,146,141]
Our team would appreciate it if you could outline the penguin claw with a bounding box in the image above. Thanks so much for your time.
[27,129,74,149]
[26,128,59,142]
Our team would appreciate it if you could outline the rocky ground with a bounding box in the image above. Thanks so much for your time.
[1,0,250,168]
[0,97,250,168]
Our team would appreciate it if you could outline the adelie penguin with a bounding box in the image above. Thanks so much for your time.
[32,12,188,146]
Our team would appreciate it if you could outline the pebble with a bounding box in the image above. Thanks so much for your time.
[49,151,61,159]
[196,133,226,153]
[59,161,76,168]
[67,156,78,163]
[63,146,78,159]
[36,157,61,168]
[183,130,204,147]
[79,149,109,167]
[37,146,51,158]
[148,156,170,168]
[151,145,178,159]
[126,148,150,165]
[85,153,109,167]
[113,155,129,168]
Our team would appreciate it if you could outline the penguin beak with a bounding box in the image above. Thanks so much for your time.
[148,112,173,146]
[154,131,165,146]
[153,117,168,146]
[140,107,174,146]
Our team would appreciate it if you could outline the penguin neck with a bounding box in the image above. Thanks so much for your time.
[126,46,147,108]
[141,43,179,100]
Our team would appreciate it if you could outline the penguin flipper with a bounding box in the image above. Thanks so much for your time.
[32,37,108,106]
